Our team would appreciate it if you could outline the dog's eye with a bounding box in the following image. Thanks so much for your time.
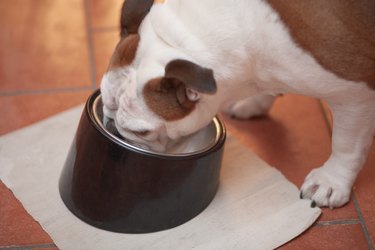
[133,130,151,137]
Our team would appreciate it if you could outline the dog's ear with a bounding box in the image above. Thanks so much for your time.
[142,60,216,120]
[120,0,153,37]
[164,59,217,101]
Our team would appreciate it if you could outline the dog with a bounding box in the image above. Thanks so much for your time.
[100,0,375,208]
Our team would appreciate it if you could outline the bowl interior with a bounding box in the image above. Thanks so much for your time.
[92,95,223,157]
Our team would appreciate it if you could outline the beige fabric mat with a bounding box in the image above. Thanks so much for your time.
[0,106,320,250]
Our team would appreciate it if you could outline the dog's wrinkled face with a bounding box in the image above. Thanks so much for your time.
[100,0,218,152]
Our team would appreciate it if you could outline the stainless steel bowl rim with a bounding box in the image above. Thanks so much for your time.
[90,94,226,158]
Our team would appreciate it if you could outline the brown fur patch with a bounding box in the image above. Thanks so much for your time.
[120,0,153,37]
[108,34,140,70]
[143,78,196,121]
[165,59,217,94]
[267,0,375,89]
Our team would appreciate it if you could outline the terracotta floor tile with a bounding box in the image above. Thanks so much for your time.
[353,140,375,245]
[92,31,119,86]
[0,0,92,93]
[0,91,92,135]
[279,224,369,250]
[320,100,333,129]
[0,181,53,246]
[88,0,123,29]
[223,95,358,221]
[223,95,331,186]
[318,100,375,227]
[318,203,358,223]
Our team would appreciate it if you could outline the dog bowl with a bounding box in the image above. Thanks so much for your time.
[59,90,226,233]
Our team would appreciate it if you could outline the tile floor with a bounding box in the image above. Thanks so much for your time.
[0,0,374,249]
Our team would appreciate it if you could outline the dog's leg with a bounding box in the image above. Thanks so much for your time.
[224,94,276,119]
[301,100,375,208]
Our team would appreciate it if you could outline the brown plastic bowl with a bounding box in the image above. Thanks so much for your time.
[59,90,226,233]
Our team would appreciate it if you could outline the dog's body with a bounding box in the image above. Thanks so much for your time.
[101,0,375,208]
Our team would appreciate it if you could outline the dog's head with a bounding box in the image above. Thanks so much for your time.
[100,0,218,152]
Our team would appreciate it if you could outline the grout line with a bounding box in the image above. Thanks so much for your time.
[353,193,374,250]
[83,0,98,89]
[0,243,57,250]
[314,219,360,227]
[0,86,94,97]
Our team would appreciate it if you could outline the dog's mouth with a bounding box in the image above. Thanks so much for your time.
[102,115,155,151]
[102,116,178,154]
[96,96,222,156]
[102,114,220,155]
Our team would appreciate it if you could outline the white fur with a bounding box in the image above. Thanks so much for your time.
[101,0,375,208]
[224,94,276,119]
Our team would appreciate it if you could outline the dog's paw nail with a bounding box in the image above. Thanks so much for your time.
[311,200,317,208]
[300,191,303,199]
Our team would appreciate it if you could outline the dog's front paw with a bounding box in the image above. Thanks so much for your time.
[300,167,352,208]
[224,95,275,120]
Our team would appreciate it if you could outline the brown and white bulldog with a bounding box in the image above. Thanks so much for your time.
[100,0,375,208]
